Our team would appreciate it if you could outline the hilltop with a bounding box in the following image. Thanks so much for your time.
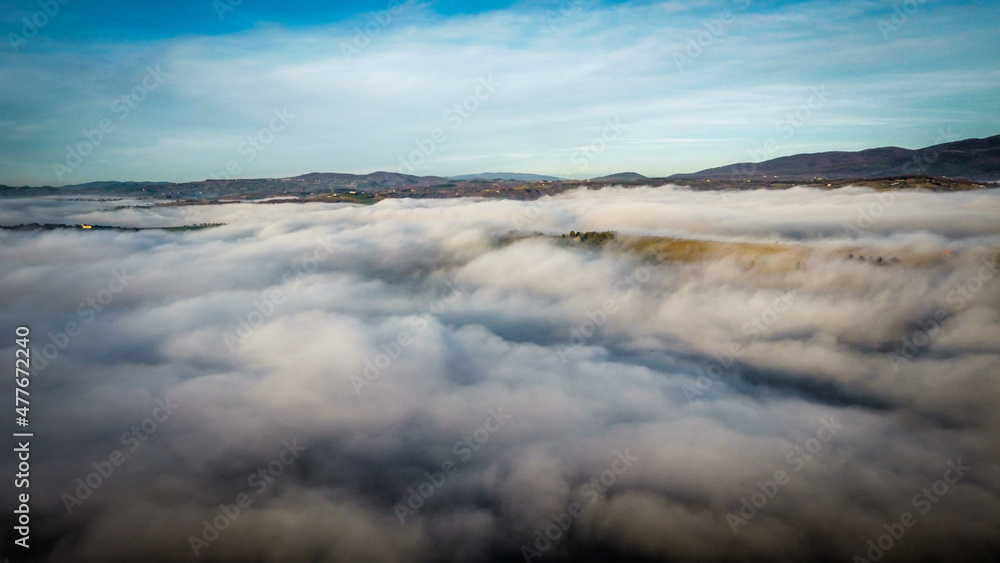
[673,134,1000,182]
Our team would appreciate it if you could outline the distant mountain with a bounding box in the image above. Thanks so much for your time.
[674,134,1000,182]
[450,172,562,181]
[0,172,453,199]
[591,172,648,181]
[60,180,168,190]
[291,171,451,192]
[0,180,167,197]
[3,135,998,201]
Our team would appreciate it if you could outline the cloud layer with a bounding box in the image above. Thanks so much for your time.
[1,185,999,562]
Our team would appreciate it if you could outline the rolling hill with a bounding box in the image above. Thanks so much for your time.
[450,172,562,181]
[674,134,1000,182]
[2,135,997,202]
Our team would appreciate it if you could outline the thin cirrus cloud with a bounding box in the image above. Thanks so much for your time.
[0,0,998,185]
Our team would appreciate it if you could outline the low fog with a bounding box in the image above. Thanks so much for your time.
[1,185,999,562]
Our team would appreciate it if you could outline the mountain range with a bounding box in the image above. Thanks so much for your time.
[449,172,562,181]
[2,135,997,201]
[672,134,1000,182]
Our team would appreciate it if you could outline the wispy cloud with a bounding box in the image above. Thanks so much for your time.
[0,0,998,184]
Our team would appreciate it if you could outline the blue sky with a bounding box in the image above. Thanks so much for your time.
[1,0,998,185]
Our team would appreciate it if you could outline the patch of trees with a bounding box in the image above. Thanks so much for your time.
[563,230,616,245]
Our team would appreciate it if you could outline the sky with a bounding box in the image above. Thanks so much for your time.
[1,0,998,185]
